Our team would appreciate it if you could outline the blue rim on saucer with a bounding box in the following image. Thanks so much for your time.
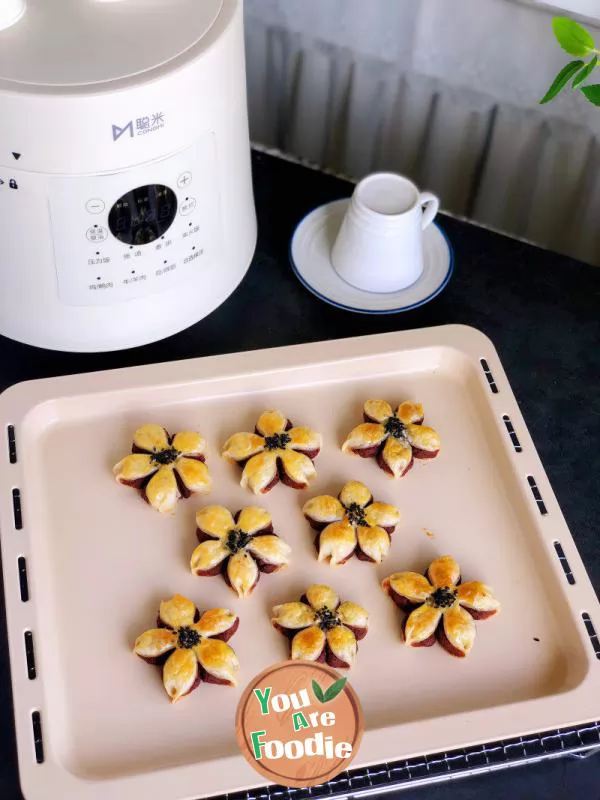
[289,199,454,315]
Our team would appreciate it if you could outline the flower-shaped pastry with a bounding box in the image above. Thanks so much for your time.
[191,506,291,598]
[113,424,212,513]
[303,480,401,566]
[222,410,322,494]
[133,594,240,703]
[382,556,500,657]
[342,400,440,478]
[272,584,368,668]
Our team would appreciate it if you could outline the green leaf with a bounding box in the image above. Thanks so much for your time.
[312,679,325,703]
[540,60,584,104]
[553,17,595,56]
[323,678,347,703]
[572,55,598,87]
[581,83,600,104]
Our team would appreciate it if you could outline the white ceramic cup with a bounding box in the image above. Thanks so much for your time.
[331,172,440,293]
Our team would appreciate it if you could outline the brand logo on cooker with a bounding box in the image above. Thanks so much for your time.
[236,660,364,788]
[112,113,166,141]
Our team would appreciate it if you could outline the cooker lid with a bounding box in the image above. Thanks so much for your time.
[0,0,224,88]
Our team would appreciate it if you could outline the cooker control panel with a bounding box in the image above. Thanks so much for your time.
[48,133,221,306]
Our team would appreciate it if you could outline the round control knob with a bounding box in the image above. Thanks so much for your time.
[0,0,26,31]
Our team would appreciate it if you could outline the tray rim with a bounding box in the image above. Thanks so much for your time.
[1,324,599,800]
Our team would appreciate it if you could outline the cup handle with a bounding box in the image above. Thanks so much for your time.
[419,191,439,230]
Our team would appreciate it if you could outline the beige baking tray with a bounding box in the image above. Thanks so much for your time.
[1,325,599,800]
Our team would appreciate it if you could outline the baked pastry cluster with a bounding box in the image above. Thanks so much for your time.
[342,400,440,478]
[122,401,501,707]
[191,505,291,598]
[303,480,401,565]
[113,424,212,513]
[134,594,239,703]
[272,584,369,668]
[382,556,500,657]
[222,409,322,494]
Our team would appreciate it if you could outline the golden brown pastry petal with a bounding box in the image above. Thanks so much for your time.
[396,402,425,425]
[406,423,440,457]
[145,466,179,513]
[196,505,236,539]
[113,454,156,483]
[457,582,500,616]
[288,426,322,453]
[134,628,177,659]
[383,572,433,604]
[272,602,316,629]
[195,638,239,685]
[195,609,238,638]
[236,507,272,535]
[279,449,317,488]
[339,480,372,508]
[337,601,369,631]
[133,424,169,453]
[441,604,476,657]
[357,525,390,563]
[364,502,402,530]
[427,555,460,589]
[364,399,393,423]
[175,457,212,494]
[404,605,442,646]
[227,551,259,598]
[380,436,413,478]
[190,539,230,575]
[291,625,326,661]
[163,648,199,703]
[240,451,278,494]
[222,432,265,463]
[256,410,288,436]
[342,423,386,453]
[159,594,198,628]
[303,495,345,526]
[318,520,357,566]
[326,626,357,667]
[247,535,291,567]
[306,584,339,611]
[171,431,206,457]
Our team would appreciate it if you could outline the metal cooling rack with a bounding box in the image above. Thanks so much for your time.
[218,721,600,800]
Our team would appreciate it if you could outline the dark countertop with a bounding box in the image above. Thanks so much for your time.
[1,150,599,799]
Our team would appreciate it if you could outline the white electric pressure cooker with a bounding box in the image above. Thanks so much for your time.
[0,0,257,351]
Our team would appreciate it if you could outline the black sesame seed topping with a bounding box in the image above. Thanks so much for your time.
[264,432,292,451]
[315,607,339,631]
[226,529,252,554]
[177,626,201,649]
[346,502,367,527]
[384,416,407,439]
[151,447,179,466]
[429,587,457,609]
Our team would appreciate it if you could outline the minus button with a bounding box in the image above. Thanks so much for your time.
[86,199,105,214]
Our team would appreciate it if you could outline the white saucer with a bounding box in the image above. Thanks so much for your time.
[290,199,454,314]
